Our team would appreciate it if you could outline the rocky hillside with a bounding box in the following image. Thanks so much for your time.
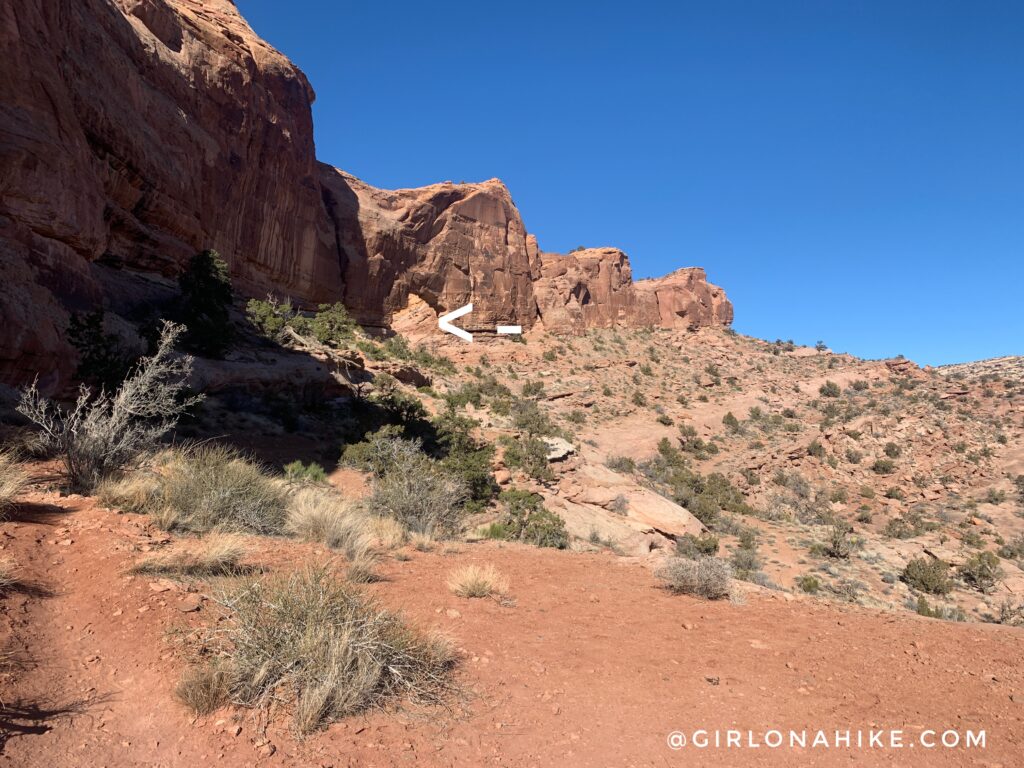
[0,0,730,389]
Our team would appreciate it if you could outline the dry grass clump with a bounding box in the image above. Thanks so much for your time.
[656,556,732,600]
[183,565,455,734]
[286,487,382,582]
[0,555,18,591]
[96,472,161,514]
[175,663,230,715]
[447,564,509,598]
[156,445,288,535]
[131,533,250,576]
[0,451,29,519]
[410,533,435,552]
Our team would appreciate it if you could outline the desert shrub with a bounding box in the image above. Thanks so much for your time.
[305,302,356,346]
[656,557,732,600]
[722,412,741,433]
[883,510,934,539]
[824,523,856,559]
[884,486,905,500]
[447,564,509,598]
[606,456,636,474]
[609,494,629,515]
[871,458,896,475]
[132,533,249,576]
[807,439,825,458]
[284,460,328,484]
[246,296,297,341]
[997,534,1024,562]
[845,448,863,464]
[199,566,455,733]
[913,595,966,622]
[984,488,1006,505]
[883,442,902,459]
[67,310,134,390]
[819,381,841,398]
[179,249,233,357]
[796,574,820,594]
[730,546,762,580]
[500,435,553,482]
[17,322,200,492]
[0,452,29,520]
[521,380,545,398]
[493,490,568,548]
[675,533,719,558]
[631,391,647,407]
[434,411,498,512]
[362,437,467,538]
[656,414,674,426]
[511,399,554,436]
[157,446,288,534]
[659,467,755,527]
[958,551,1003,594]
[901,557,951,595]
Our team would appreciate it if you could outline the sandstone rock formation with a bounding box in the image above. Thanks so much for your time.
[0,0,731,390]
[532,247,732,334]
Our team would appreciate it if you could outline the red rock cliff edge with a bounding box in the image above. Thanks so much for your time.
[0,0,731,388]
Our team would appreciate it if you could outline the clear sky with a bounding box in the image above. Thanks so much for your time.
[238,1,1022,366]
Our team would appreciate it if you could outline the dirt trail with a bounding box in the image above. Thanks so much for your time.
[2,492,1023,767]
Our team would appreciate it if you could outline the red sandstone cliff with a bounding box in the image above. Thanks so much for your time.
[0,0,731,389]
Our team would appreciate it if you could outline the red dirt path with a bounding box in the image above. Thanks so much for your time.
[1,490,1022,767]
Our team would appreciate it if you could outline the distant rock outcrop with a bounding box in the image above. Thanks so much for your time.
[0,0,731,389]
[533,248,732,334]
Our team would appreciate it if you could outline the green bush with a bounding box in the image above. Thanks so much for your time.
[675,533,719,558]
[819,380,841,398]
[67,311,134,390]
[872,458,896,475]
[310,302,356,345]
[435,410,498,512]
[884,442,902,459]
[494,490,568,548]
[797,574,820,594]
[902,557,951,595]
[179,249,233,357]
[511,399,554,436]
[500,435,553,482]
[284,460,328,484]
[722,412,741,433]
[958,551,1003,594]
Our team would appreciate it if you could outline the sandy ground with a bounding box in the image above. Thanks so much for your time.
[2,489,1022,768]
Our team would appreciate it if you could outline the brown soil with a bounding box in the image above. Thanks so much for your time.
[2,486,1022,767]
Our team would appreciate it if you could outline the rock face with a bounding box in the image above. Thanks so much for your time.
[533,248,732,334]
[0,0,731,389]
[1,0,339,386]
[319,171,538,332]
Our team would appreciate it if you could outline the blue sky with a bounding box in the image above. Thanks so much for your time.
[239,1,1022,366]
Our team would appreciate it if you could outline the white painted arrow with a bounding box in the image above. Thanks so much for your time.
[438,302,473,342]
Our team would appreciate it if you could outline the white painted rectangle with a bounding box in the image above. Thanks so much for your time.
[496,325,522,335]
